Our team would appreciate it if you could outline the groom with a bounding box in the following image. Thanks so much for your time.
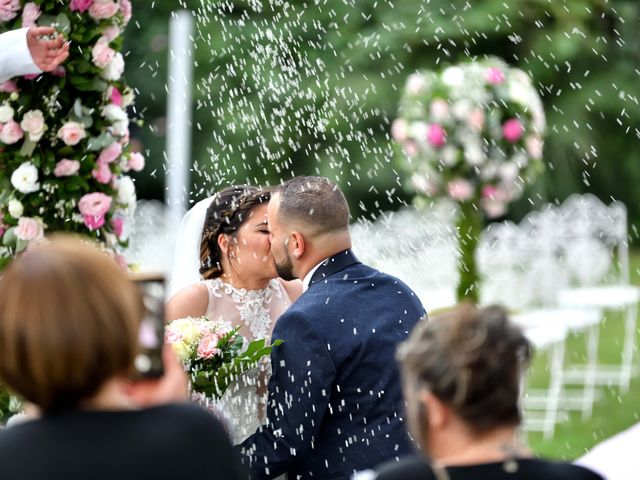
[239,176,425,480]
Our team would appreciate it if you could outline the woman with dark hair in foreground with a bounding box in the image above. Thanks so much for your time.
[0,236,247,480]
[373,304,603,480]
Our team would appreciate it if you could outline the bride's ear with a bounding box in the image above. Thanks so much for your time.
[217,233,229,255]
[290,231,305,259]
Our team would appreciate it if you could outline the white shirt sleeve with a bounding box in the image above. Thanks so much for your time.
[0,28,42,84]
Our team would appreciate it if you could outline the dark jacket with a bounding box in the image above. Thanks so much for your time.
[239,249,425,480]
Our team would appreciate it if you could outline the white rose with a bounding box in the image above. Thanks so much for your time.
[110,119,129,136]
[442,66,464,87]
[102,103,127,122]
[121,88,135,107]
[409,121,428,140]
[8,199,23,218]
[0,103,14,122]
[117,175,137,214]
[20,109,46,142]
[10,162,40,194]
[101,52,124,81]
[406,73,426,95]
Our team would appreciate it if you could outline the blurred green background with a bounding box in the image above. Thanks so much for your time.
[124,0,639,230]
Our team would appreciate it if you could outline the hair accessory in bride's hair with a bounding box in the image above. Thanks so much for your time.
[199,185,271,280]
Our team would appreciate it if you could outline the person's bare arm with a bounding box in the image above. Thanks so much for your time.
[165,283,209,321]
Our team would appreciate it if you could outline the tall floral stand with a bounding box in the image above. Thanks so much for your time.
[456,201,483,304]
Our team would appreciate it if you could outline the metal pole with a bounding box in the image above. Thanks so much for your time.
[165,10,194,226]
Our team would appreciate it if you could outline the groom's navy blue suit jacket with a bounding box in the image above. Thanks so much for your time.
[239,249,425,480]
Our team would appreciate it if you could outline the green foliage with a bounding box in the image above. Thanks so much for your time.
[126,0,639,226]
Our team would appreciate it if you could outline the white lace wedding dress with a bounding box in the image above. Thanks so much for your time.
[201,277,293,443]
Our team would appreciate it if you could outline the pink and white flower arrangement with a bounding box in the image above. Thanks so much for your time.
[394,57,546,218]
[0,1,140,266]
[165,317,282,399]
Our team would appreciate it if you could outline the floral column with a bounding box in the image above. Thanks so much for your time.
[0,0,143,270]
[393,57,546,304]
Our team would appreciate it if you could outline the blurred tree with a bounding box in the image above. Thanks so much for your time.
[125,0,639,225]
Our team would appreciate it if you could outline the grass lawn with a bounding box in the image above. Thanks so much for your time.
[525,252,640,460]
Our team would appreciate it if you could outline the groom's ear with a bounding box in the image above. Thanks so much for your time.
[290,231,305,259]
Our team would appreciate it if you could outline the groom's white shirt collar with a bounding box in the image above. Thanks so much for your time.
[302,258,327,292]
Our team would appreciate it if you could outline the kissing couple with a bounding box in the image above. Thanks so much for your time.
[168,176,425,480]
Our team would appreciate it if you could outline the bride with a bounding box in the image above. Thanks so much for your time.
[166,185,302,442]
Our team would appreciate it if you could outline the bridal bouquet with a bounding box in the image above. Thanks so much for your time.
[165,317,282,399]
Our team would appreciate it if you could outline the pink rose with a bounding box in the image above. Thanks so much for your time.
[447,179,474,201]
[0,0,19,22]
[51,66,66,77]
[70,0,93,12]
[502,118,524,143]
[468,109,485,131]
[0,80,18,93]
[21,2,41,28]
[525,136,543,160]
[92,161,112,184]
[83,214,105,230]
[78,191,112,217]
[197,334,221,359]
[110,215,124,238]
[98,142,122,164]
[127,152,145,172]
[120,0,132,23]
[391,118,407,142]
[57,121,86,146]
[102,25,120,41]
[482,185,510,202]
[165,326,184,344]
[402,140,418,158]
[54,159,80,177]
[91,36,115,68]
[429,99,449,121]
[20,109,46,142]
[23,73,40,80]
[0,120,24,144]
[15,217,43,241]
[88,0,119,20]
[485,67,505,85]
[426,123,446,148]
[108,86,122,106]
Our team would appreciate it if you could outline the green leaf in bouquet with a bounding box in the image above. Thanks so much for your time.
[19,139,37,158]
[87,133,115,151]
[15,238,27,253]
[2,227,16,247]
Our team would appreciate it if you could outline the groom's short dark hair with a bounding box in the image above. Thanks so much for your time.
[276,176,350,234]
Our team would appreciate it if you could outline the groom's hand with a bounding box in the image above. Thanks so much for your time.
[27,27,70,72]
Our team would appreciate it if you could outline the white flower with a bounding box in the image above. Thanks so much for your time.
[409,121,428,140]
[441,66,465,87]
[101,52,124,81]
[117,175,137,215]
[20,109,46,142]
[441,146,459,166]
[406,73,426,95]
[110,119,129,136]
[121,88,135,107]
[10,162,40,194]
[0,103,14,122]
[102,103,127,122]
[463,140,485,166]
[8,199,23,218]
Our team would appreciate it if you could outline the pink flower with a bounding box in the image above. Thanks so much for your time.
[15,217,43,241]
[102,25,120,41]
[0,120,24,144]
[91,36,115,68]
[429,99,449,121]
[108,86,122,106]
[120,0,132,23]
[54,159,80,177]
[502,118,524,143]
[127,152,145,172]
[70,0,93,12]
[88,0,119,20]
[391,118,408,142]
[197,334,222,359]
[20,109,46,142]
[0,80,18,93]
[57,121,86,146]
[525,136,543,160]
[78,192,112,217]
[83,213,105,230]
[467,109,485,131]
[165,326,184,344]
[92,161,112,184]
[23,73,40,80]
[110,215,124,238]
[21,2,41,28]
[481,185,510,218]
[402,140,419,158]
[426,123,446,148]
[485,67,505,85]
[98,142,122,164]
[447,179,474,201]
[0,0,19,22]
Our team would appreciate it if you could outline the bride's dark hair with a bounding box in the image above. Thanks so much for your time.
[199,185,271,280]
